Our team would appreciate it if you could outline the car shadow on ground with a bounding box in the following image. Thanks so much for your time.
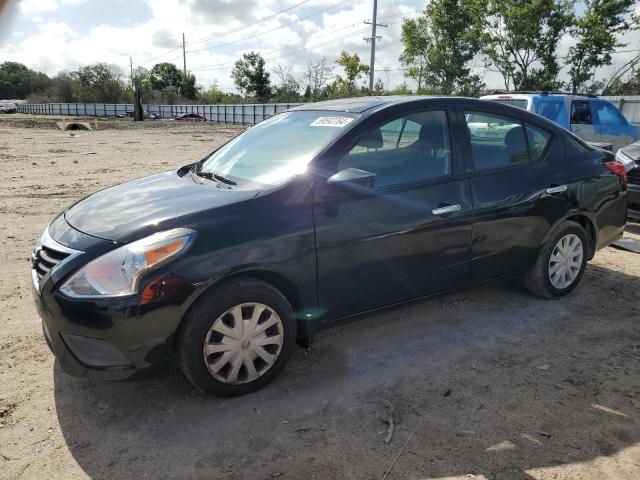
[53,264,640,480]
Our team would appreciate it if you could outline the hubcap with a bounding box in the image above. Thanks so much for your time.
[548,233,583,289]
[203,303,284,385]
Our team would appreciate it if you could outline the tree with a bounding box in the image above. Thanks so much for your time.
[72,63,125,103]
[304,57,334,100]
[603,64,640,95]
[180,72,199,100]
[49,72,76,102]
[480,0,573,91]
[272,63,301,102]
[231,52,272,102]
[0,62,51,99]
[602,52,640,93]
[149,62,182,92]
[400,0,484,94]
[566,0,638,93]
[332,51,369,96]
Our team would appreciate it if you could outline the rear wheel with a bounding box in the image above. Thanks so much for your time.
[176,278,296,396]
[523,220,588,298]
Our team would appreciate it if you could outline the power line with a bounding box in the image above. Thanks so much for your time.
[188,0,316,46]
[190,27,370,72]
[132,8,420,72]
[190,21,366,70]
[187,0,355,54]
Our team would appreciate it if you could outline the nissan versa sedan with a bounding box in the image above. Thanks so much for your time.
[32,96,627,395]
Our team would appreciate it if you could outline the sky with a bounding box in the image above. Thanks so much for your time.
[0,0,639,94]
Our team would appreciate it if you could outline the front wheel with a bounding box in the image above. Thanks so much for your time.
[523,220,588,299]
[176,278,296,396]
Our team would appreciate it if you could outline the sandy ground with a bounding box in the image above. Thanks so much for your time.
[1,114,639,480]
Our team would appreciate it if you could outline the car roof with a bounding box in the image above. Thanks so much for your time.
[290,96,447,113]
[480,92,597,100]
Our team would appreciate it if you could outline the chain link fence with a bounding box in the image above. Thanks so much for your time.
[15,96,640,124]
[15,102,303,125]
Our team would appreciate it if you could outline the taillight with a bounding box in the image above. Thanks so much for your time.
[604,161,628,188]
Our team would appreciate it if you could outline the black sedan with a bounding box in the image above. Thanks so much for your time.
[32,96,627,395]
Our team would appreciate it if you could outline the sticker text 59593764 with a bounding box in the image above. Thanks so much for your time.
[310,116,354,128]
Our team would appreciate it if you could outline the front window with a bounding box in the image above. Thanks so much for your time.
[339,110,452,188]
[200,111,358,187]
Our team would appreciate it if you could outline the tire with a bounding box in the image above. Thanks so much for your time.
[523,220,589,299]
[176,277,296,396]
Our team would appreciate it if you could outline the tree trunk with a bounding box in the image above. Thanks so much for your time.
[133,81,144,122]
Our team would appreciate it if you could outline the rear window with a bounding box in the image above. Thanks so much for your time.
[465,111,529,170]
[490,99,528,110]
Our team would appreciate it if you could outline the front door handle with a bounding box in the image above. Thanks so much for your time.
[546,184,567,194]
[432,204,462,215]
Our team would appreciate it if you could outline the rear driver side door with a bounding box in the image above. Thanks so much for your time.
[462,107,568,281]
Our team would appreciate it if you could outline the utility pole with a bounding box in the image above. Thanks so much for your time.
[129,56,134,89]
[364,0,387,91]
[182,33,187,76]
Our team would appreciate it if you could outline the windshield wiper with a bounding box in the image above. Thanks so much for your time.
[213,173,237,185]
[195,170,237,186]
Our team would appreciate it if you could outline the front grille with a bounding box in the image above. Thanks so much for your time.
[33,245,71,282]
[628,163,640,185]
[31,227,82,291]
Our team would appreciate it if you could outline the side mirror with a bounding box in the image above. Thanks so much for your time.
[327,168,376,192]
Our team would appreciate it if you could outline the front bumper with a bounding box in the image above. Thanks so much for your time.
[32,217,197,380]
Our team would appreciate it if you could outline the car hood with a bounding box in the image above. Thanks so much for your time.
[65,170,258,243]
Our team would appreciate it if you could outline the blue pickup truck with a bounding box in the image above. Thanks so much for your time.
[481,92,639,151]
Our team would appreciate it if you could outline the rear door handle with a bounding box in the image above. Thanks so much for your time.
[546,185,567,194]
[432,204,462,215]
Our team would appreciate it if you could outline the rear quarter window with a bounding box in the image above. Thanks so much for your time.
[525,124,552,161]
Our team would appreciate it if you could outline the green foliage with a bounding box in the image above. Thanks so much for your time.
[330,51,369,97]
[72,63,125,103]
[0,62,51,99]
[149,62,183,92]
[566,0,638,93]
[604,70,640,95]
[200,82,243,104]
[231,52,272,102]
[480,0,573,90]
[180,72,199,100]
[400,0,483,94]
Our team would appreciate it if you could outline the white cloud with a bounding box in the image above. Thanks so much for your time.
[8,0,636,95]
[17,0,86,14]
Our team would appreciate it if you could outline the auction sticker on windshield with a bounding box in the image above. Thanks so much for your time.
[310,116,354,127]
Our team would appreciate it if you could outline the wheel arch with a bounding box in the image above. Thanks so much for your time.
[564,213,597,260]
[175,268,314,348]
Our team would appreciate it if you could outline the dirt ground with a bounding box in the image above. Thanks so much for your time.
[1,114,639,480]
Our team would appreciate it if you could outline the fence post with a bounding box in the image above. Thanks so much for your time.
[619,98,625,111]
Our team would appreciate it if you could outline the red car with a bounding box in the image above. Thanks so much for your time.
[175,113,207,122]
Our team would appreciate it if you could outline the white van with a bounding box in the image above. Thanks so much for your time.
[0,102,17,114]
[480,92,638,151]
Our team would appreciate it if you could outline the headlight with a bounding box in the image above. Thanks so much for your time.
[59,228,196,299]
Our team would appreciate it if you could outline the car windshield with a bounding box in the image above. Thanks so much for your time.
[200,111,358,187]
[491,99,528,109]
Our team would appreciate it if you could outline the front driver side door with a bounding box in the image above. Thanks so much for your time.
[313,108,473,320]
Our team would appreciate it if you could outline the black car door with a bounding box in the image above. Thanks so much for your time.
[460,105,568,281]
[313,107,473,320]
